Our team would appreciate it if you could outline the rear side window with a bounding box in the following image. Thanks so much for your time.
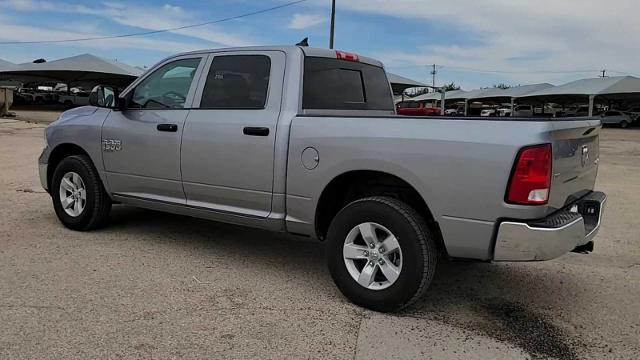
[200,55,270,109]
[303,57,393,111]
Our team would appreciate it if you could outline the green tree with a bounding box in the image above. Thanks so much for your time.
[441,82,460,91]
[493,83,511,89]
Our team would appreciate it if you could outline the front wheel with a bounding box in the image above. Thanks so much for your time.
[326,196,438,312]
[620,120,629,128]
[51,155,111,231]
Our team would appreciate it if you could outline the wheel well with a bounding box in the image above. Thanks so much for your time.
[315,170,444,251]
[47,143,90,189]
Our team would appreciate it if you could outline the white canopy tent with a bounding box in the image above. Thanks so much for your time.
[0,54,142,88]
[387,72,427,97]
[469,83,554,102]
[0,59,20,93]
[0,58,17,71]
[517,76,640,116]
[464,83,554,116]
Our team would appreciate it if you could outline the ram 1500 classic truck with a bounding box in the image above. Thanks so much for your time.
[39,46,606,312]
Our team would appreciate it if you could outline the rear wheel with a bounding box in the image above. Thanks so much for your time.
[51,155,111,230]
[326,196,438,312]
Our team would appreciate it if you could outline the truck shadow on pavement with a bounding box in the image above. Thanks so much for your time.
[106,205,580,360]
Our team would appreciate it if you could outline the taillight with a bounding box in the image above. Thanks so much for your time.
[506,144,552,205]
[336,50,359,62]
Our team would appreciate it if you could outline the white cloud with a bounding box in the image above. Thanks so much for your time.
[0,0,255,47]
[316,0,640,87]
[288,13,327,29]
[0,20,210,57]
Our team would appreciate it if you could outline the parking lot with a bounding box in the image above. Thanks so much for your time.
[0,119,638,359]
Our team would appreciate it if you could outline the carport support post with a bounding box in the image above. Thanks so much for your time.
[440,90,446,115]
[588,95,595,117]
[1,90,7,116]
[464,99,468,116]
[510,97,515,117]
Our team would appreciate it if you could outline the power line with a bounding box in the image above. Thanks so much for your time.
[0,0,310,45]
[386,63,602,75]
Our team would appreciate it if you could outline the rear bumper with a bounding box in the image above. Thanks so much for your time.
[493,191,606,261]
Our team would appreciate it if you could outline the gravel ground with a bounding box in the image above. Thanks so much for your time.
[0,118,638,359]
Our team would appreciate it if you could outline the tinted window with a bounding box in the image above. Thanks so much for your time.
[303,57,393,111]
[200,55,270,109]
[131,58,200,109]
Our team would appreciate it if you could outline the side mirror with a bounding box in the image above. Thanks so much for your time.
[89,85,119,108]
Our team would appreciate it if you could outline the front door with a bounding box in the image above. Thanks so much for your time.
[181,51,285,217]
[102,55,205,203]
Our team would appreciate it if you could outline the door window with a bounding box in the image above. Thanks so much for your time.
[200,55,271,109]
[130,58,201,109]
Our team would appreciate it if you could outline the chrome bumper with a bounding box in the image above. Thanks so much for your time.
[493,191,606,261]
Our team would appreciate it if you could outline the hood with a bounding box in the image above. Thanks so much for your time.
[53,106,99,125]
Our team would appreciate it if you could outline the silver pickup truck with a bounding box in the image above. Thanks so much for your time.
[38,46,606,312]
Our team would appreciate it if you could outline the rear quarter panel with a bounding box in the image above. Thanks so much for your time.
[286,116,573,260]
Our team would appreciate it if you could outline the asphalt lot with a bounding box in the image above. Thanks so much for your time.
[0,118,638,359]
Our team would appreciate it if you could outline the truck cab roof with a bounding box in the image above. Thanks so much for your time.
[163,46,385,68]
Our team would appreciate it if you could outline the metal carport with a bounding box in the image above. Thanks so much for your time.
[516,76,640,116]
[0,54,142,89]
[466,83,554,115]
[387,72,427,97]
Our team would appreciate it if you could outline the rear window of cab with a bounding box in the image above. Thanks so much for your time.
[302,57,394,111]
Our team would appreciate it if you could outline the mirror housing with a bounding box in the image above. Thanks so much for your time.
[89,85,119,109]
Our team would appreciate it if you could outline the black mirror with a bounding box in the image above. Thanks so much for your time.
[89,85,119,108]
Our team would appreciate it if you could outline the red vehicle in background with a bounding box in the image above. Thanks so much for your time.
[396,101,441,116]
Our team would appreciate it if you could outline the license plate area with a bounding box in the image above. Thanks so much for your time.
[570,197,603,234]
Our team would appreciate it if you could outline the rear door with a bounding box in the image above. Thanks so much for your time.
[181,51,285,217]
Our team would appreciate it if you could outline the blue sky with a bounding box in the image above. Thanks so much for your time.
[1,0,639,89]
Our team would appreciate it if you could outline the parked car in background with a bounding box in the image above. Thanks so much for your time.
[497,107,511,117]
[17,88,57,104]
[513,104,533,117]
[59,91,91,109]
[601,110,634,128]
[444,106,464,116]
[396,101,440,116]
[480,108,496,117]
[561,105,591,117]
[39,45,606,312]
[625,107,640,121]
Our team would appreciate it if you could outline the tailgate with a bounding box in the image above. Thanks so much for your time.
[548,120,600,211]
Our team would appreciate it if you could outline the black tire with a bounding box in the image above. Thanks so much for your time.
[51,155,111,231]
[326,196,438,312]
[620,120,629,128]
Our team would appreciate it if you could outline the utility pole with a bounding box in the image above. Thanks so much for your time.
[601,69,606,78]
[329,0,336,49]
[430,64,437,88]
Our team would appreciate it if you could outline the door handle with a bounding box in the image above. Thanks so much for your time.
[157,123,178,132]
[243,127,270,136]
